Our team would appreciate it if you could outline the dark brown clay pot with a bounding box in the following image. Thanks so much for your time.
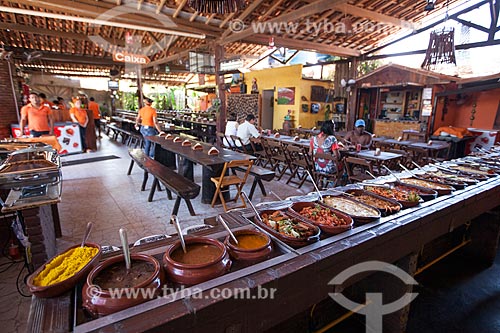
[224,229,272,262]
[163,237,231,285]
[27,242,102,298]
[82,253,163,317]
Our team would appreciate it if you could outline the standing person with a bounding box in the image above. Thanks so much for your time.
[70,99,89,152]
[310,120,341,174]
[236,114,260,152]
[39,93,54,109]
[88,97,102,138]
[19,92,54,137]
[57,97,71,121]
[135,98,164,158]
[343,119,372,149]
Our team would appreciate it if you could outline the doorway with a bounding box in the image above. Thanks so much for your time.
[261,89,274,130]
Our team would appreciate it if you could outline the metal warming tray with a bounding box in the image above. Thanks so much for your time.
[0,145,61,189]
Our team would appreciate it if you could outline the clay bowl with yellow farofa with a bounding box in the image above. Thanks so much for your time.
[82,253,164,317]
[288,202,353,235]
[224,229,273,262]
[27,242,102,298]
[163,236,231,285]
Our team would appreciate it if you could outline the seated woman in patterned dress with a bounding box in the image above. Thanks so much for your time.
[309,120,341,175]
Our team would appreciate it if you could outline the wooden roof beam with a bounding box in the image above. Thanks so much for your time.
[220,0,348,45]
[221,0,267,39]
[173,0,188,18]
[156,0,167,14]
[245,35,360,57]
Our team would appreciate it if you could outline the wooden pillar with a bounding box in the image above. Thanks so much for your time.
[214,44,226,134]
[347,58,358,130]
[137,65,144,109]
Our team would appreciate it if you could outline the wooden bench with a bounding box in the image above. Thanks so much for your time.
[107,123,131,143]
[235,165,275,200]
[128,149,200,216]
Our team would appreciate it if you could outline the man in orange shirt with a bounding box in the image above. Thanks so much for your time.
[20,92,54,137]
[88,97,102,138]
[39,93,55,109]
[70,99,89,152]
[135,98,164,157]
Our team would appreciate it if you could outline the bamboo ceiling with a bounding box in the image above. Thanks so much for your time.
[0,0,463,82]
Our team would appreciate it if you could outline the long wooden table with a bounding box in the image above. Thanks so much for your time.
[148,135,255,203]
[28,171,500,332]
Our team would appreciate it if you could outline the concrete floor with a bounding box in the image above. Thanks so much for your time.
[1,135,499,332]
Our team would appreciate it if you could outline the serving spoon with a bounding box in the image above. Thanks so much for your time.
[398,163,418,177]
[306,170,323,202]
[119,228,131,272]
[217,215,238,245]
[382,165,402,182]
[81,222,93,247]
[171,215,187,253]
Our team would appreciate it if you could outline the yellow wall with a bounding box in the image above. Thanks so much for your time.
[244,65,331,129]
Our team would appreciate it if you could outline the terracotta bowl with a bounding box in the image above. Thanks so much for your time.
[163,237,231,286]
[82,253,164,317]
[26,242,102,298]
[224,229,272,262]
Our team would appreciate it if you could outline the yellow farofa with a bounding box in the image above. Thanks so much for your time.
[33,246,99,287]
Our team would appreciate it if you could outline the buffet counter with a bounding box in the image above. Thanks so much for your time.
[373,119,421,138]
[26,164,500,332]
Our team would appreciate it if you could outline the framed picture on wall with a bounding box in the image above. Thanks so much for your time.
[277,87,295,105]
[301,104,309,112]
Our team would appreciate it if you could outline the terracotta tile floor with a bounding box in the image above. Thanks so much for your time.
[0,135,313,332]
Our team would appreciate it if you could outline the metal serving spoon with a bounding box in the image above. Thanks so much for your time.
[217,215,238,245]
[81,222,93,247]
[119,228,132,272]
[171,215,187,253]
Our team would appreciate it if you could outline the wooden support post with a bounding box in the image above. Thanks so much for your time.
[214,44,226,135]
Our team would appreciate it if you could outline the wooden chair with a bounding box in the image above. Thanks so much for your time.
[210,160,254,212]
[312,152,344,189]
[285,144,313,188]
[216,132,232,150]
[249,137,267,167]
[230,135,250,154]
[259,137,275,169]
[345,157,375,183]
[386,148,412,170]
[406,146,430,166]
[266,140,289,181]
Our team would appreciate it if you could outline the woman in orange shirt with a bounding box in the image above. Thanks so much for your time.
[70,99,89,152]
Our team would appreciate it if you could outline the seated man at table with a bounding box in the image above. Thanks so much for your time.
[236,114,261,152]
[343,119,372,149]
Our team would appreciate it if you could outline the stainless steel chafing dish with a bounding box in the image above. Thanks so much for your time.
[0,144,61,190]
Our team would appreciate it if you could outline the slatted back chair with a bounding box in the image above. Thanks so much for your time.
[406,146,430,166]
[259,137,275,169]
[266,139,289,181]
[216,132,233,150]
[285,144,313,188]
[230,135,250,154]
[386,148,412,169]
[248,137,267,167]
[345,157,375,183]
[312,152,344,189]
[210,159,254,212]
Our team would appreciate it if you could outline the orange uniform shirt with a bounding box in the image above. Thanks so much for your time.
[138,105,157,127]
[41,99,55,109]
[20,104,52,131]
[70,107,88,126]
[88,101,100,119]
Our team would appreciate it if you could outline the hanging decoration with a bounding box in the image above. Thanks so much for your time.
[187,0,245,14]
[421,28,457,70]
[470,99,477,126]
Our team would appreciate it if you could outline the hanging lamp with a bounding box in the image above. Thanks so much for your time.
[187,0,245,14]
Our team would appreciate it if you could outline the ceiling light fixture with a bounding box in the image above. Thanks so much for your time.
[187,0,245,14]
[0,6,205,39]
